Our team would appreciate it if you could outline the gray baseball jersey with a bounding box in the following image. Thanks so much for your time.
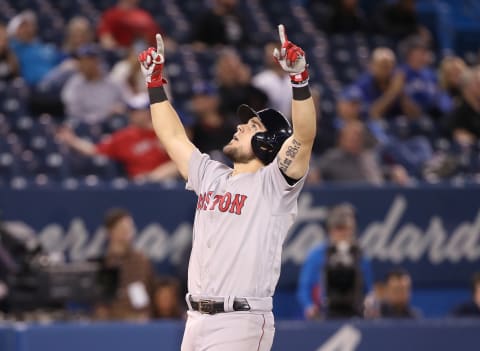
[186,148,306,299]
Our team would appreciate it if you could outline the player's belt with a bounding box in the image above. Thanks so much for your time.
[189,297,251,315]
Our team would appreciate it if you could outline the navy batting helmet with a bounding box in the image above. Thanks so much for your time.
[237,104,292,164]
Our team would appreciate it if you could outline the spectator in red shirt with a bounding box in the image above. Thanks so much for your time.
[57,95,179,181]
[97,0,161,50]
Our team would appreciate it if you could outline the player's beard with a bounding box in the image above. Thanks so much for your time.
[223,143,256,164]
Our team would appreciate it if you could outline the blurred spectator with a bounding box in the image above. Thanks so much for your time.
[447,68,480,146]
[316,120,384,184]
[0,22,19,81]
[97,0,161,51]
[297,203,373,319]
[324,0,368,34]
[451,272,480,317]
[380,135,433,181]
[399,36,452,121]
[0,222,20,313]
[57,96,178,181]
[374,0,428,40]
[336,86,364,123]
[380,268,421,319]
[38,17,94,92]
[94,208,156,321]
[191,0,248,49]
[63,16,95,56]
[346,48,431,160]
[61,44,124,125]
[215,49,268,118]
[190,83,236,159]
[309,84,333,160]
[344,48,434,182]
[153,276,184,319]
[438,56,467,105]
[351,48,406,121]
[35,17,95,117]
[7,10,62,86]
[252,42,292,118]
[110,45,148,107]
[0,280,7,313]
[363,279,386,319]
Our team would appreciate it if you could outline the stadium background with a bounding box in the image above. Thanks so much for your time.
[1,0,480,350]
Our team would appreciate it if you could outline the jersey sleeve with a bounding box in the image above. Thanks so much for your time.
[185,148,229,195]
[262,157,307,214]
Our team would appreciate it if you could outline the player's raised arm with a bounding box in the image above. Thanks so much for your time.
[138,34,195,180]
[273,25,317,180]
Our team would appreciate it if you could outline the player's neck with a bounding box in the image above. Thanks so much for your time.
[232,159,264,176]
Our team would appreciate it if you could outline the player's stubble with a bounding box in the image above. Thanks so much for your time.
[223,142,256,164]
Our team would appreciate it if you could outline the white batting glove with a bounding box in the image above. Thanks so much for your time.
[273,24,309,86]
[138,33,167,88]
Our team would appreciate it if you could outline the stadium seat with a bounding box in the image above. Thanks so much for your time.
[0,152,18,181]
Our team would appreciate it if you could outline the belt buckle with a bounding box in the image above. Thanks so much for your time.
[198,299,216,315]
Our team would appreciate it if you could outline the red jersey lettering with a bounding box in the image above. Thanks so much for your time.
[197,191,248,215]
[229,194,248,215]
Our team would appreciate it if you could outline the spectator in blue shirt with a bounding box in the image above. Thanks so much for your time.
[297,203,373,319]
[350,47,420,122]
[7,10,61,86]
[399,36,453,120]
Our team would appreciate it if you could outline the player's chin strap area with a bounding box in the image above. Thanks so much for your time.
[186,293,273,315]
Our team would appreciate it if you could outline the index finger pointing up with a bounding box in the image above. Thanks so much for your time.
[156,33,164,55]
[278,24,287,44]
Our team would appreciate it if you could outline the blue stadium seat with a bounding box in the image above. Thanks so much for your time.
[2,97,22,117]
[73,123,104,142]
[0,113,10,136]
[2,0,480,185]
[0,152,19,181]
[0,81,7,98]
[18,149,40,177]
[3,132,24,156]
[80,174,104,187]
[9,176,29,189]
[109,177,130,189]
[42,152,69,180]
[61,177,80,190]
[101,114,129,134]
[91,155,122,180]
[65,149,124,180]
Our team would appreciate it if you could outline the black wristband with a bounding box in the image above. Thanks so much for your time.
[292,85,311,101]
[148,87,168,104]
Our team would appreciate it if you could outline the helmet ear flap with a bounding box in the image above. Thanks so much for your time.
[251,132,276,164]
[254,132,273,151]
[237,106,292,164]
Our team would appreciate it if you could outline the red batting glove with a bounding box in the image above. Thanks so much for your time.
[138,33,167,88]
[273,24,309,86]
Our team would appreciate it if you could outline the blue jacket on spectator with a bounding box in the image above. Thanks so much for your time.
[352,72,403,120]
[400,64,453,116]
[297,242,374,313]
[10,38,61,86]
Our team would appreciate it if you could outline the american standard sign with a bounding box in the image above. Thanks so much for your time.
[2,185,480,287]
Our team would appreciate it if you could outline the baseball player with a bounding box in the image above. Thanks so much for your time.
[138,25,316,351]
